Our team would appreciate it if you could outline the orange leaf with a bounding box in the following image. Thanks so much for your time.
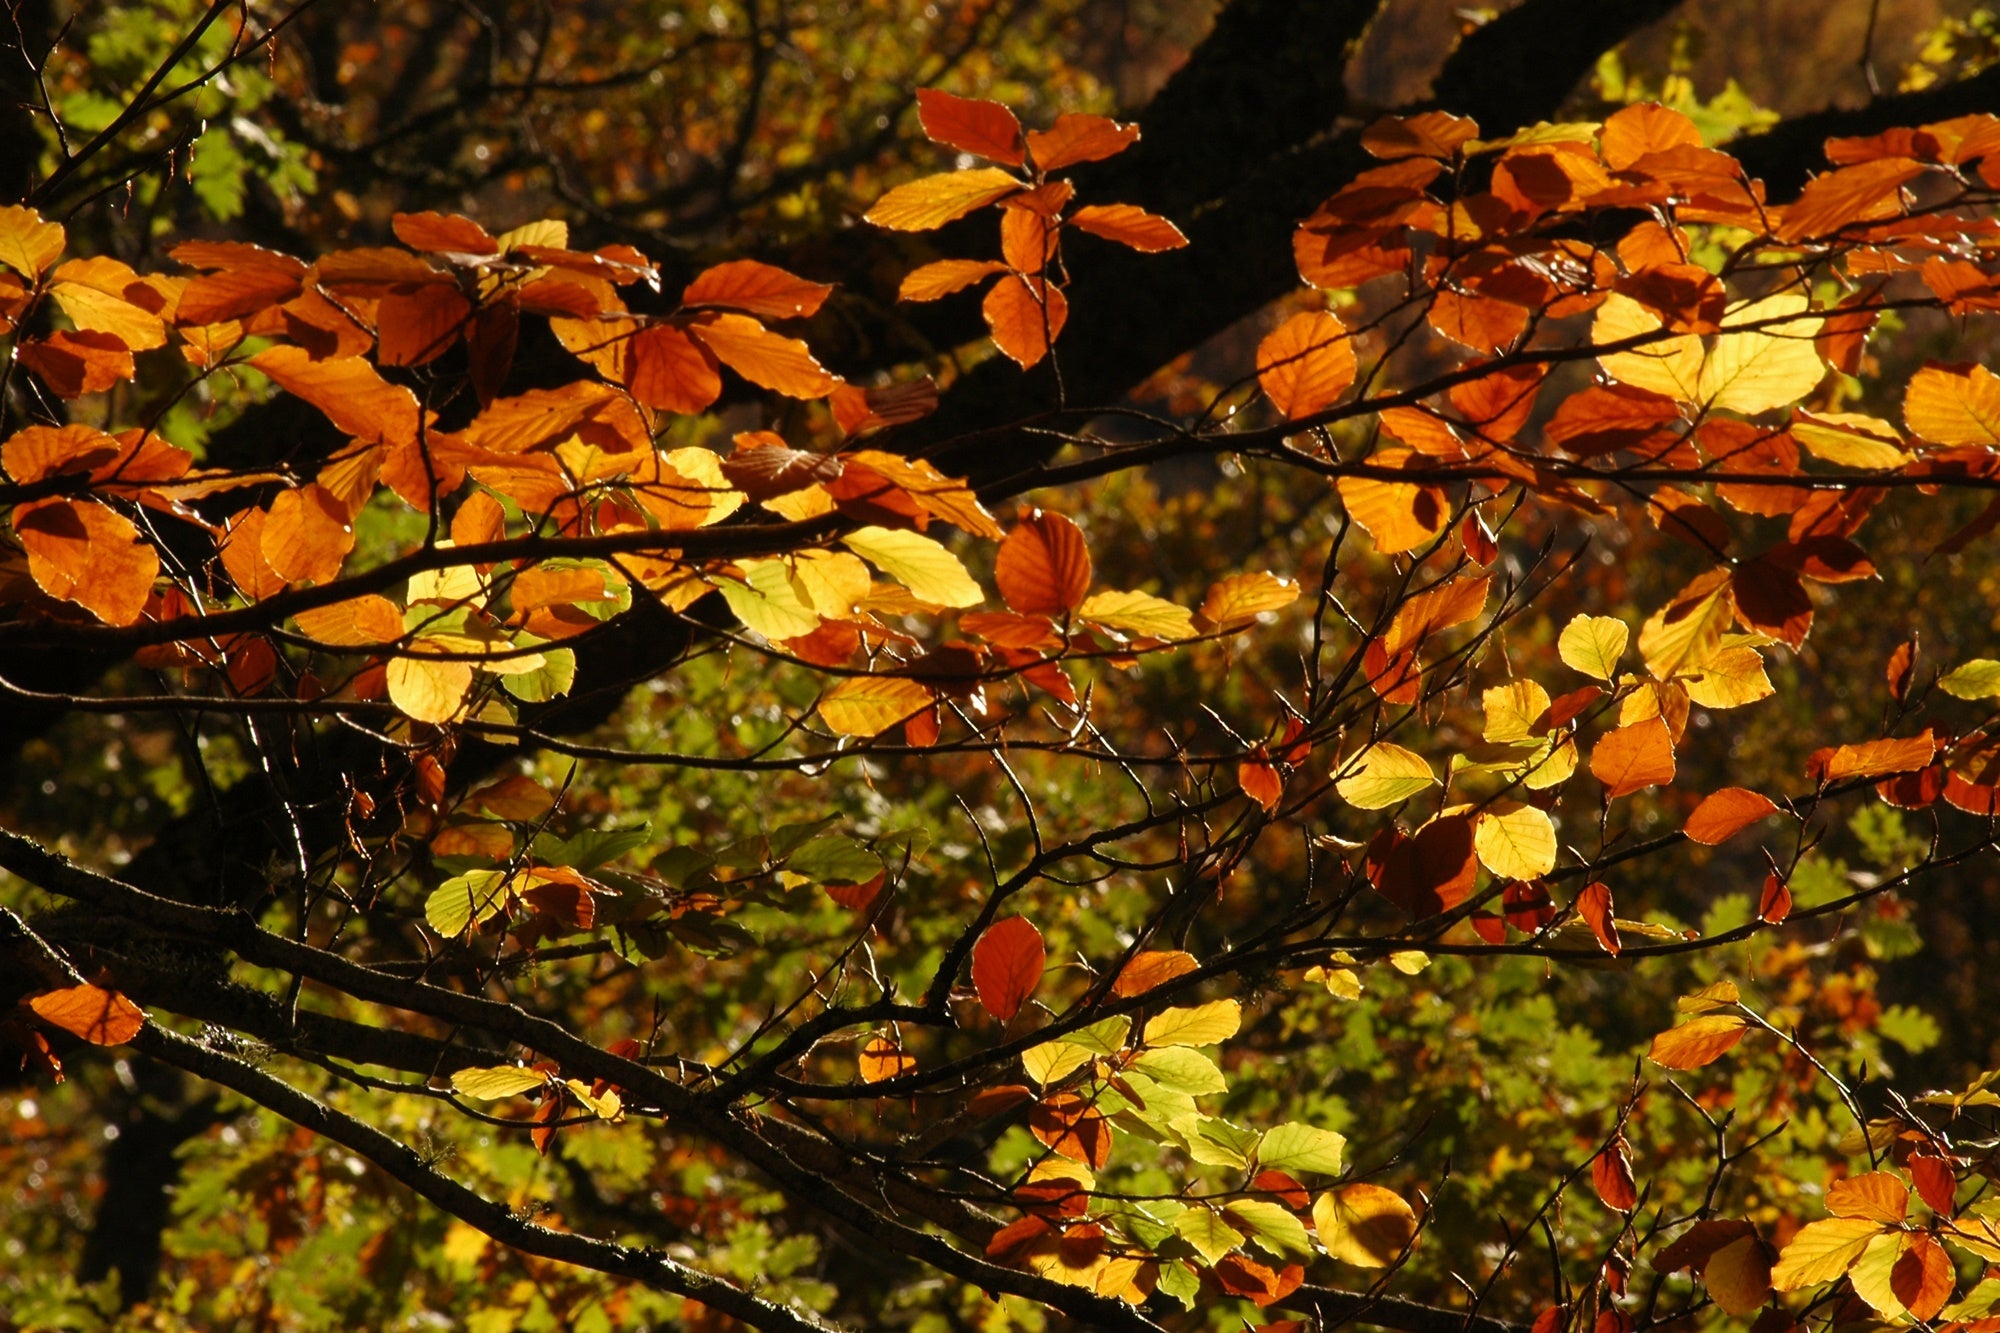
[916,88,1025,165]
[971,916,1045,1022]
[1593,1135,1637,1210]
[627,323,724,413]
[982,273,1068,368]
[689,313,836,398]
[1684,788,1779,844]
[865,167,1022,231]
[1776,158,1927,242]
[29,985,146,1045]
[172,240,306,323]
[1112,950,1199,998]
[995,510,1091,615]
[1361,111,1478,161]
[1029,1094,1112,1168]
[1068,204,1188,252]
[1648,1013,1748,1069]
[16,329,134,397]
[262,484,356,585]
[1257,310,1357,420]
[1026,113,1139,170]
[1337,454,1448,554]
[1891,1233,1954,1320]
[15,498,159,626]
[1240,753,1284,811]
[1575,882,1622,956]
[858,1034,917,1083]
[1910,1154,1957,1216]
[899,259,1007,302]
[1758,873,1793,924]
[377,283,473,366]
[1810,730,1937,782]
[392,211,498,254]
[1591,717,1676,798]
[1904,362,2000,446]
[1000,207,1060,274]
[1828,1172,1910,1223]
[1598,103,1704,171]
[1211,1254,1304,1308]
[682,259,832,320]
[0,204,66,279]
[251,346,420,447]
[220,509,287,602]
[295,595,405,646]
[1,423,121,484]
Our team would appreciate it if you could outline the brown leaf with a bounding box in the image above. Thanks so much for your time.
[1029,1093,1112,1168]
[1367,815,1478,919]
[1361,110,1478,160]
[971,916,1045,1022]
[1593,1135,1638,1210]
[1890,1233,1954,1320]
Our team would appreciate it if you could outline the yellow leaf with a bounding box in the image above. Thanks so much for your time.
[818,675,934,737]
[425,869,509,936]
[1313,1184,1418,1267]
[1771,1216,1888,1291]
[450,1065,551,1100]
[1704,1234,1775,1316]
[1698,294,1825,415]
[1473,801,1557,878]
[564,1078,624,1120]
[388,655,474,723]
[1334,742,1438,809]
[1905,362,2000,446]
[1022,1039,1094,1086]
[1142,999,1242,1048]
[790,550,874,619]
[864,168,1023,231]
[1682,643,1774,709]
[1521,735,1579,790]
[1198,572,1299,630]
[843,526,983,608]
[1077,589,1197,640]
[1482,680,1551,743]
[720,558,822,640]
[1791,410,1910,469]
[1559,615,1629,680]
[1639,571,1734,681]
[0,205,65,279]
[1595,292,1703,402]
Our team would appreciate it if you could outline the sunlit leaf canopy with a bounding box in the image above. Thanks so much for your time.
[8,2,2000,1332]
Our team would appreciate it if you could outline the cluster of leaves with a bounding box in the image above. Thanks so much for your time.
[12,26,2000,1333]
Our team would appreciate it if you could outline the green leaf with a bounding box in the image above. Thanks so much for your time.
[500,646,576,702]
[449,1064,549,1099]
[1256,1122,1348,1176]
[1131,1046,1228,1096]
[1172,1208,1245,1262]
[786,835,883,885]
[1941,659,2000,699]
[1173,1114,1260,1168]
[533,825,650,871]
[1156,1261,1201,1308]
[425,869,509,937]
[1225,1199,1315,1258]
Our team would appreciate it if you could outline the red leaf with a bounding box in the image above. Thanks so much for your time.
[971,916,1045,1022]
[1757,874,1792,925]
[1684,788,1779,844]
[1367,815,1478,919]
[1885,638,1918,703]
[1593,1135,1638,1210]
[916,88,1025,165]
[1575,882,1622,956]
[1909,1154,1957,1216]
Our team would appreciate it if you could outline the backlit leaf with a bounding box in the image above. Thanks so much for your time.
[1649,1013,1748,1069]
[1198,572,1298,630]
[1905,362,2000,445]
[995,510,1090,614]
[682,259,832,320]
[1025,114,1139,170]
[0,205,65,278]
[899,259,1006,302]
[916,88,1025,164]
[1069,204,1187,252]
[843,526,983,607]
[450,1065,551,1099]
[865,167,1023,231]
[1684,788,1779,844]
[1334,743,1438,809]
[1698,294,1825,416]
[387,655,474,724]
[29,985,145,1045]
[1771,1216,1887,1291]
[1827,1172,1910,1224]
[983,273,1068,368]
[1113,950,1199,998]
[858,1035,917,1083]
[1077,589,1196,640]
[1142,999,1241,1048]
[817,675,934,737]
[15,498,159,626]
[689,313,836,397]
[1591,718,1676,798]
[1559,615,1629,680]
[971,916,1046,1022]
[1473,801,1558,879]
[1940,659,2000,699]
[1257,1122,1348,1176]
[1704,1234,1775,1315]
[1595,292,1703,402]
[1313,1184,1417,1267]
[1225,1200,1314,1259]
[424,869,509,936]
[1257,310,1357,420]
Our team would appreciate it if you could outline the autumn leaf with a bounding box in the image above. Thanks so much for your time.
[1257,310,1357,420]
[899,259,1007,302]
[915,88,1025,165]
[1025,114,1139,170]
[1684,788,1779,844]
[1474,801,1558,879]
[450,1065,551,1099]
[1771,1216,1887,1291]
[971,916,1046,1022]
[1142,999,1241,1048]
[983,273,1068,368]
[388,656,475,725]
[1649,1013,1749,1069]
[1078,589,1196,640]
[29,985,146,1045]
[689,313,837,397]
[1904,362,2000,445]
[1591,718,1676,798]
[818,675,934,737]
[1197,572,1298,630]
[1334,743,1437,809]
[1113,950,1199,998]
[995,510,1091,615]
[682,259,832,320]
[0,205,66,279]
[1559,615,1629,680]
[865,167,1023,231]
[1314,1184,1418,1267]
[1593,1135,1637,1210]
[858,1035,917,1083]
[843,527,983,607]
[1239,754,1284,811]
[1068,204,1188,252]
[15,499,160,626]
